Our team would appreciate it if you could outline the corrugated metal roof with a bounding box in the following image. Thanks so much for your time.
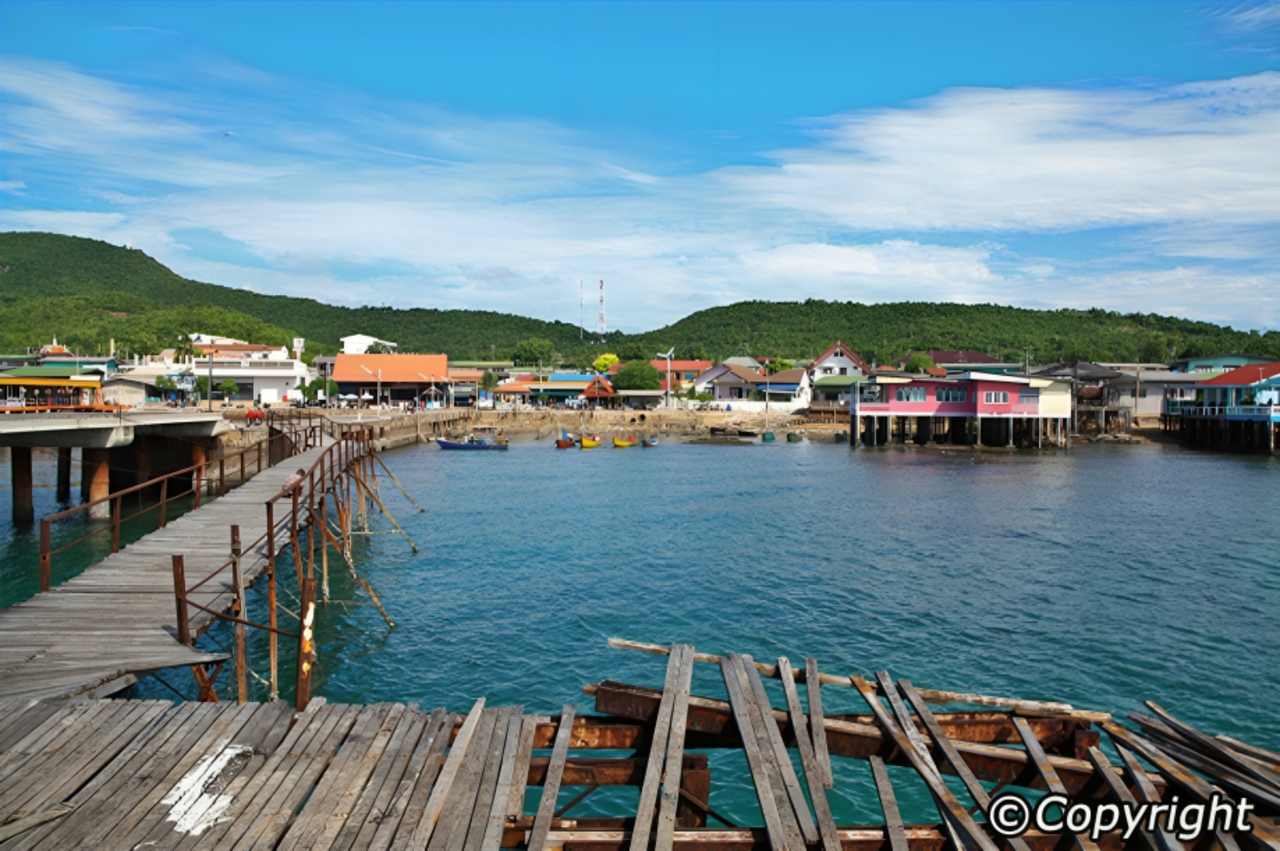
[1198,362,1280,386]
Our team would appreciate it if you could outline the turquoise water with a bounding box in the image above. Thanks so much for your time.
[8,439,1279,824]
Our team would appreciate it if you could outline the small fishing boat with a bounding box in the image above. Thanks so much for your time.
[580,435,602,449]
[641,437,659,448]
[555,429,576,449]
[834,430,850,444]
[761,432,776,442]
[436,437,508,451]
[786,432,802,443]
[613,435,637,448]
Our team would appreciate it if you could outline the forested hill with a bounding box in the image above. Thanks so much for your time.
[2,231,1277,365]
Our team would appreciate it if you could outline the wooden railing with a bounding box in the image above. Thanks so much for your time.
[38,413,323,591]
[172,427,375,711]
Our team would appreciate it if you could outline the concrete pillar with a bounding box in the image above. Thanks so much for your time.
[10,447,34,526]
[83,448,111,520]
[191,443,207,497]
[56,447,72,503]
[1008,419,1014,447]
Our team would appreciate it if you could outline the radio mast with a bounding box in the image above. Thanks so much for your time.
[579,280,583,340]
[597,279,606,342]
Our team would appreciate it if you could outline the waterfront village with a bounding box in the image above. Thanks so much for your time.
[2,331,1278,453]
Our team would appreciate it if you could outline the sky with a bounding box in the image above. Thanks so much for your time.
[1,1,1278,333]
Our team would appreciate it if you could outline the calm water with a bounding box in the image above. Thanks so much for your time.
[6,439,1279,823]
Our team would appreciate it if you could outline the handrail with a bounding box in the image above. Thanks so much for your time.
[38,411,322,591]
[170,424,374,710]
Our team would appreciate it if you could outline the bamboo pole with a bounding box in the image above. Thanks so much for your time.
[373,454,426,512]
[354,474,419,552]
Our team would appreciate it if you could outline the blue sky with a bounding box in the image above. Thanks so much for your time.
[2,1,1278,332]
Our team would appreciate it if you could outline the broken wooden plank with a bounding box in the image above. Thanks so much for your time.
[526,705,576,851]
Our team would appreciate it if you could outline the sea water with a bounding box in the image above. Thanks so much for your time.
[4,439,1278,824]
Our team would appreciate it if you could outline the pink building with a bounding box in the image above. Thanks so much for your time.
[852,372,1071,448]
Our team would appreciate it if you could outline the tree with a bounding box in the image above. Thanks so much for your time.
[365,342,395,354]
[301,376,338,401]
[613,360,662,390]
[194,376,210,396]
[218,378,240,400]
[766,358,796,374]
[903,352,936,373]
[592,353,620,374]
[513,337,555,366]
[154,376,177,391]
[479,371,499,393]
[173,334,196,363]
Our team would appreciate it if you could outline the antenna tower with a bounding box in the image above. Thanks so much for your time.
[579,280,583,340]
[597,279,606,342]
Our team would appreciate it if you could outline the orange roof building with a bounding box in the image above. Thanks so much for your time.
[331,353,454,405]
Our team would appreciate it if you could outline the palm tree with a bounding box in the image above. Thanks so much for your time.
[173,334,196,364]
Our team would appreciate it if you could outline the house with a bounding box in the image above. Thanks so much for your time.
[756,368,811,404]
[331,353,451,407]
[582,376,617,408]
[1167,362,1280,452]
[1169,353,1273,374]
[523,372,594,401]
[693,364,763,401]
[0,366,103,409]
[720,356,765,374]
[609,359,713,392]
[894,350,1023,374]
[807,342,869,382]
[340,334,398,355]
[852,372,1072,448]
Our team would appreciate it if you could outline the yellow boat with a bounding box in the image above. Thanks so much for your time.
[612,435,637,448]
[580,436,602,449]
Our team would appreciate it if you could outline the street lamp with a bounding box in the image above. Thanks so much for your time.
[377,368,382,410]
[657,348,674,409]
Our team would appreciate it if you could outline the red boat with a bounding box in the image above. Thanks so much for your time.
[555,438,575,449]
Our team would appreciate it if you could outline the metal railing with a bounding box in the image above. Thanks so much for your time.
[172,426,375,711]
[1226,405,1280,417]
[38,412,323,591]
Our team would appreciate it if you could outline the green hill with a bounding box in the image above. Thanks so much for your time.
[1,231,1276,365]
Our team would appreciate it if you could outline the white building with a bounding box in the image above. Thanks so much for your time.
[341,334,398,355]
[807,341,870,381]
[121,357,309,405]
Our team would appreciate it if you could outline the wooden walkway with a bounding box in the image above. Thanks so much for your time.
[1,642,1274,851]
[0,442,333,703]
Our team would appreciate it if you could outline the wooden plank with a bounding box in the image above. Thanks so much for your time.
[403,698,487,851]
[739,654,818,846]
[480,711,525,851]
[379,710,454,851]
[205,703,342,851]
[428,708,499,851]
[719,656,798,851]
[228,704,362,851]
[278,702,397,851]
[1085,747,1161,851]
[525,704,576,851]
[629,644,686,851]
[97,702,250,850]
[654,645,696,851]
[0,703,61,754]
[329,705,427,851]
[869,755,909,851]
[777,657,840,851]
[35,703,217,851]
[1012,717,1101,851]
[462,707,518,851]
[851,676,999,851]
[896,679,1035,851]
[505,715,539,818]
[0,804,73,843]
[805,658,833,788]
[1112,744,1186,851]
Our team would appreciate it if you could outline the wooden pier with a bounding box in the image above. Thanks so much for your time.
[1,641,1274,851]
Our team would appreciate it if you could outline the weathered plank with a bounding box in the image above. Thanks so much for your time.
[654,645,696,851]
[402,698,487,851]
[739,655,818,846]
[630,644,687,851]
[805,658,833,788]
[869,756,909,851]
[778,657,840,851]
[525,705,576,851]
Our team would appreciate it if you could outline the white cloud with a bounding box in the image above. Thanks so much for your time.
[1,55,1277,331]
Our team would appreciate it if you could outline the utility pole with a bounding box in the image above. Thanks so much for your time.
[207,353,213,412]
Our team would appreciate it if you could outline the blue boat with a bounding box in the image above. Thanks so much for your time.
[436,437,508,451]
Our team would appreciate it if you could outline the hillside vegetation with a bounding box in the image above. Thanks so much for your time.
[2,231,1277,365]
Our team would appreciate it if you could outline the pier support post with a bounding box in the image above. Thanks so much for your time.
[10,447,34,527]
[56,447,72,503]
[83,448,111,520]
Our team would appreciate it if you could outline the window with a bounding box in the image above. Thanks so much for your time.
[839,367,847,375]
[935,388,967,403]
[983,391,1009,404]
[1139,388,1148,397]
[895,387,926,402]
[1017,388,1039,403]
